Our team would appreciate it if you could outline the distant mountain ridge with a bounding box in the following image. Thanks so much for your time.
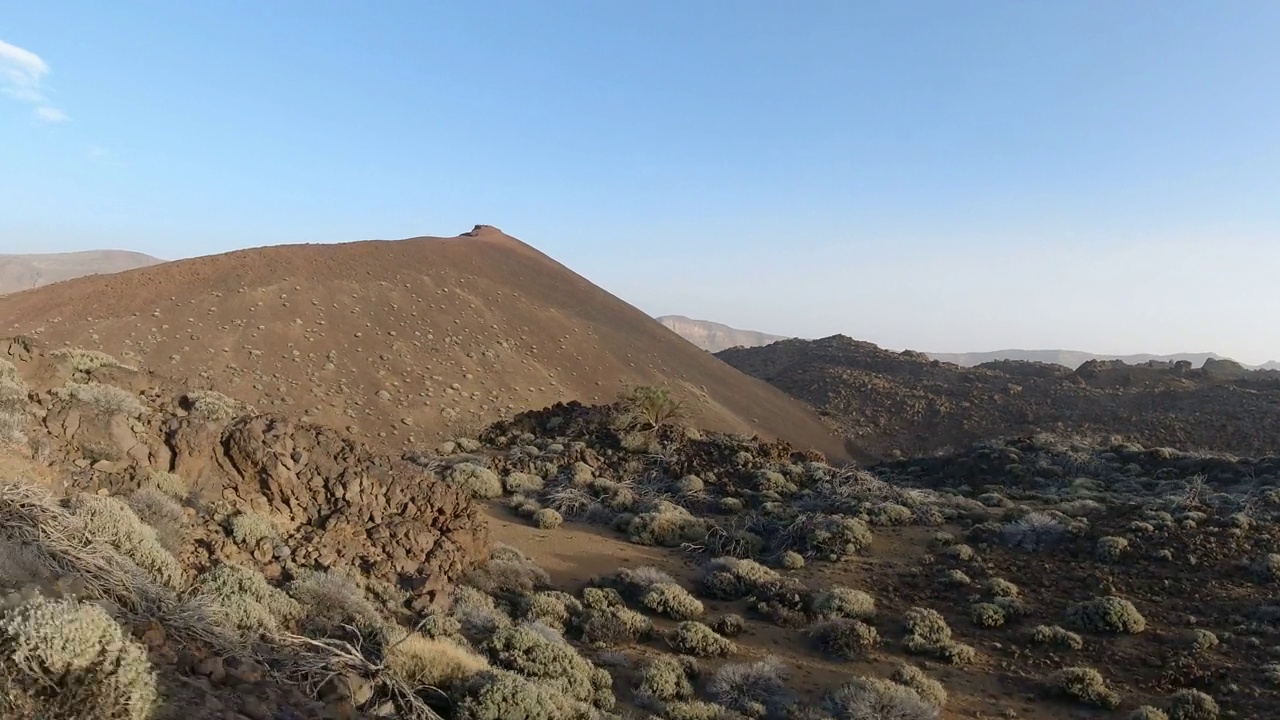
[656,315,790,353]
[0,250,164,295]
[923,349,1279,371]
[657,314,1278,370]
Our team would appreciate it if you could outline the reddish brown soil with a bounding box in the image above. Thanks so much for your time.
[0,227,846,461]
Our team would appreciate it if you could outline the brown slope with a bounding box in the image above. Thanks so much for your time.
[0,226,847,460]
[718,334,1280,460]
[0,250,164,295]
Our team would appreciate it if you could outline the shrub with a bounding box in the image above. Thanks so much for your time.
[791,514,873,560]
[533,508,564,530]
[1050,667,1121,709]
[969,602,1006,628]
[1131,707,1169,720]
[139,470,190,499]
[544,487,595,519]
[641,582,705,621]
[748,576,812,628]
[60,382,147,417]
[72,494,185,592]
[1002,512,1066,552]
[288,568,383,634]
[0,358,21,384]
[903,607,951,647]
[637,655,694,704]
[627,503,708,547]
[699,556,781,600]
[580,586,625,611]
[0,596,157,720]
[1178,629,1219,653]
[676,475,705,495]
[1066,596,1146,634]
[780,551,806,570]
[519,591,581,631]
[810,618,879,660]
[51,348,132,372]
[0,407,24,447]
[903,607,975,665]
[667,621,735,657]
[185,389,249,421]
[753,470,797,495]
[504,472,544,494]
[577,606,651,648]
[1167,689,1219,720]
[825,676,939,720]
[450,586,514,643]
[383,628,491,689]
[866,502,913,526]
[934,641,977,665]
[466,545,550,599]
[713,614,746,637]
[943,544,975,561]
[125,487,187,553]
[453,669,581,720]
[1096,536,1130,561]
[198,563,302,635]
[986,578,1020,598]
[506,493,542,519]
[890,664,946,708]
[662,700,735,720]
[0,370,27,447]
[484,623,612,707]
[1030,625,1083,650]
[812,587,876,620]
[611,565,676,594]
[708,657,792,718]
[0,538,54,593]
[448,462,504,499]
[228,511,277,548]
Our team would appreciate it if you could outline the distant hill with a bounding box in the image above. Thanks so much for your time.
[718,334,1280,461]
[0,250,164,295]
[921,348,1269,369]
[0,226,847,460]
[656,315,790,353]
[656,314,1270,371]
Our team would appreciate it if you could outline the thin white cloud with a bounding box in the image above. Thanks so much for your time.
[0,39,68,123]
[35,105,68,123]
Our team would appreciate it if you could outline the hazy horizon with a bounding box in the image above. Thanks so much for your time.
[4,3,1278,364]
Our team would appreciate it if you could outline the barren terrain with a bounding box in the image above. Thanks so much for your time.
[0,234,1275,720]
[718,334,1280,461]
[2,339,1275,719]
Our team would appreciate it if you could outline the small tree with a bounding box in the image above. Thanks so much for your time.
[616,385,687,433]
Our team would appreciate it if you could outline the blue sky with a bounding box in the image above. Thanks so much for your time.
[3,2,1279,363]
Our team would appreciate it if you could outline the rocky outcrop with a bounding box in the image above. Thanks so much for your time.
[169,414,489,610]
